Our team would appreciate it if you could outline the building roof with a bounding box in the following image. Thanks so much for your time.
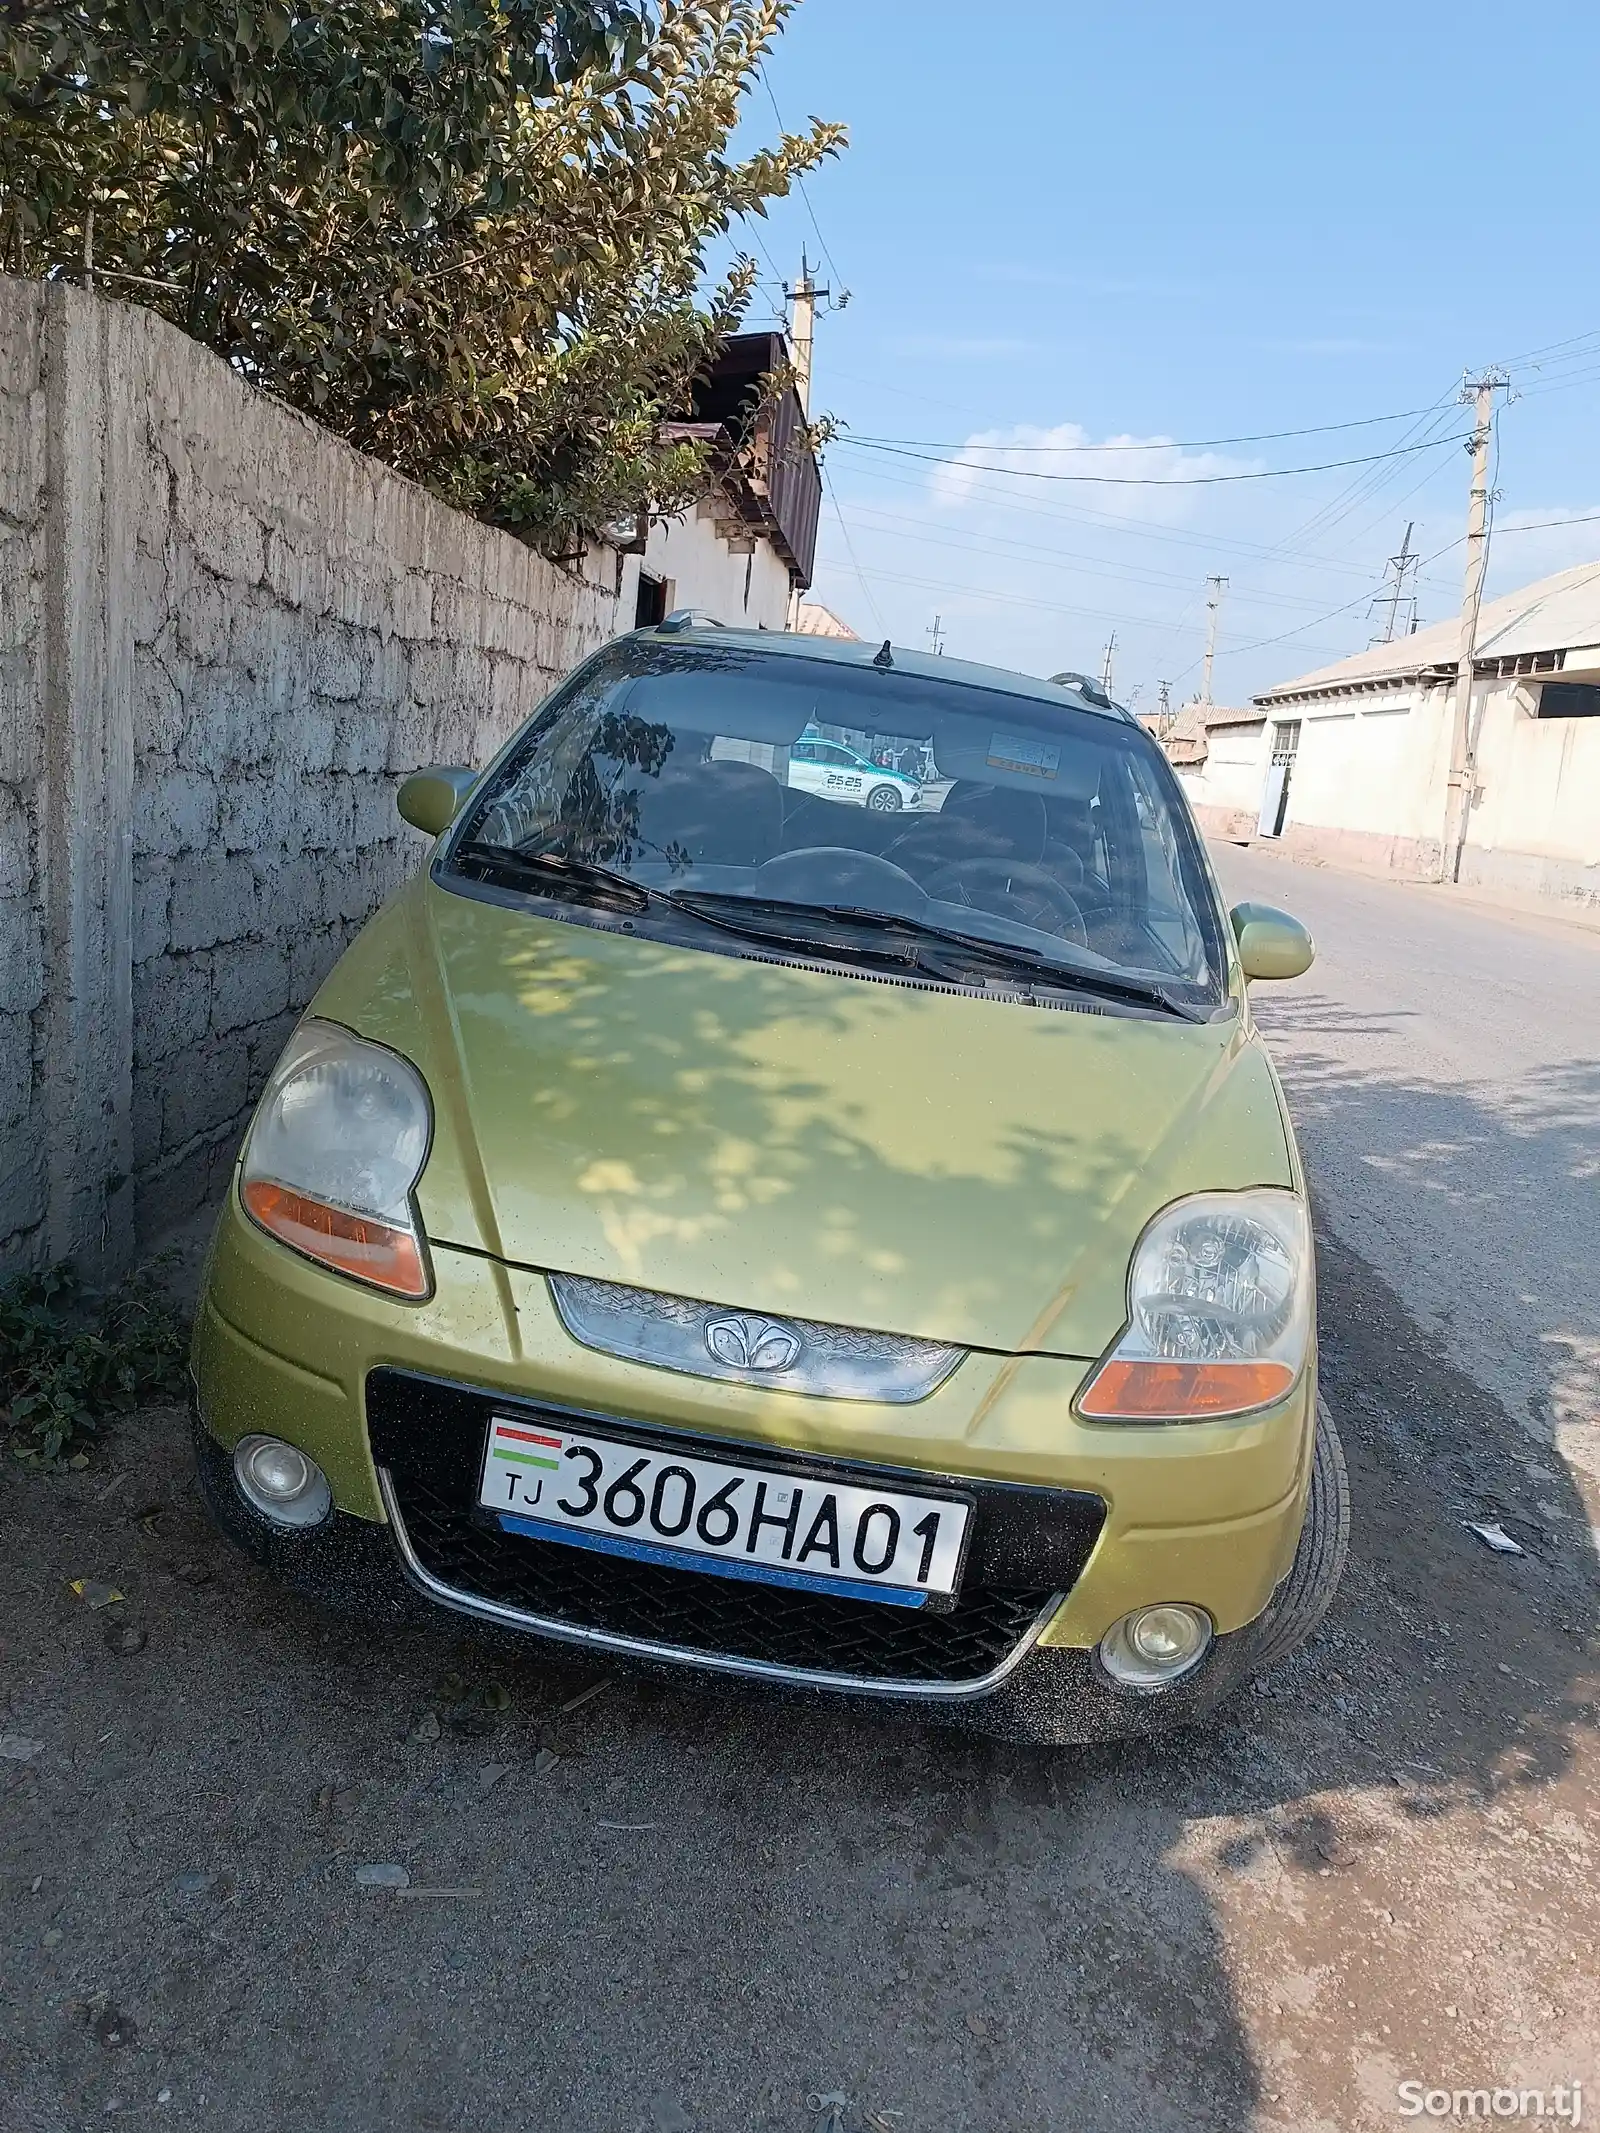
[654,335,822,590]
[1256,557,1600,705]
[1139,698,1261,771]
[691,333,821,589]
[793,601,859,640]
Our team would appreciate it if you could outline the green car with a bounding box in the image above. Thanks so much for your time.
[192,620,1343,1743]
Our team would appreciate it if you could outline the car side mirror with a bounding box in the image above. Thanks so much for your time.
[1230,901,1315,981]
[397,768,476,838]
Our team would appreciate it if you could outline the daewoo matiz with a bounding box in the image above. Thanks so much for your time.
[192,620,1345,1742]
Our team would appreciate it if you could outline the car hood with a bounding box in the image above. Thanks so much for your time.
[314,876,1294,1359]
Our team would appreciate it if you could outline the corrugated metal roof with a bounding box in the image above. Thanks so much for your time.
[1256,556,1600,703]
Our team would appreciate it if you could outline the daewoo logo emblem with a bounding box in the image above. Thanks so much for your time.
[703,1314,803,1373]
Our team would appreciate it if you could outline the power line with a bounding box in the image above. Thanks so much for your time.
[832,431,1468,488]
[1202,389,1465,612]
[1487,325,1600,371]
[822,466,885,636]
[1491,507,1600,536]
[827,560,1358,658]
[1183,579,1395,666]
[1515,366,1600,403]
[840,405,1445,455]
[759,72,846,291]
[833,500,1369,614]
[1180,383,1460,570]
[832,450,1424,582]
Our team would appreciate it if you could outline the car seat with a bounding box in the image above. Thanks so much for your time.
[632,760,784,869]
[884,780,1050,879]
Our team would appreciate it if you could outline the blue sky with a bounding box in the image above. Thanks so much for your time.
[727,0,1600,706]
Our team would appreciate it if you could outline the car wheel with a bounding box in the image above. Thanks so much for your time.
[866,784,903,813]
[1145,1391,1350,1719]
[1236,1392,1351,1675]
[942,1394,1350,1745]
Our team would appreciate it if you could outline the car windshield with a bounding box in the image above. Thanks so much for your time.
[445,639,1229,1009]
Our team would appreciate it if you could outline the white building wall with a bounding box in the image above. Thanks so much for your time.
[1249,678,1599,904]
[625,493,793,632]
[1459,685,1600,900]
[1271,691,1452,874]
[1178,720,1269,839]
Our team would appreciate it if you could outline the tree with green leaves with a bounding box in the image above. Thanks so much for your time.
[0,0,843,552]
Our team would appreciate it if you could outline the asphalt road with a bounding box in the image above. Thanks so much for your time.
[1212,843,1600,1469]
[4,851,1597,2133]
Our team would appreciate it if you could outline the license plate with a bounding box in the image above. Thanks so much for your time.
[477,1419,971,1608]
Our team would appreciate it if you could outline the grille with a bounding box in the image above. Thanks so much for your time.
[366,1369,1105,1692]
[389,1469,1057,1686]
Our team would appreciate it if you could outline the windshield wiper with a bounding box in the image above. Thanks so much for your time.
[662,892,1204,1020]
[453,842,651,913]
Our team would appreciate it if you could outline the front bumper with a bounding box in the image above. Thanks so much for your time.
[191,1408,1263,1745]
[193,1188,1317,1722]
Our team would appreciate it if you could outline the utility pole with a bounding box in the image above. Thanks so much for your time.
[927,614,946,656]
[784,250,828,418]
[1201,576,1228,707]
[1156,679,1173,739]
[784,251,829,632]
[1371,521,1419,645]
[1100,632,1117,698]
[1441,372,1509,883]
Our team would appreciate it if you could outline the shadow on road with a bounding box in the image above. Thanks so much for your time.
[1251,985,1600,1440]
[3,1212,1595,2132]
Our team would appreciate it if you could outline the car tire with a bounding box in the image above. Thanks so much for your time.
[951,1393,1350,1744]
[866,784,903,813]
[1240,1393,1351,1675]
[1143,1390,1350,1724]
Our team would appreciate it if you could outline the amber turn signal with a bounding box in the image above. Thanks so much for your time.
[241,1180,430,1299]
[1077,1357,1297,1421]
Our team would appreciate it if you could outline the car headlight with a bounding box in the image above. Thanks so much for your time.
[239,1020,433,1300]
[1077,1189,1311,1421]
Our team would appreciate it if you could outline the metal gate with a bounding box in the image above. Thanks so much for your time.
[1257,719,1301,839]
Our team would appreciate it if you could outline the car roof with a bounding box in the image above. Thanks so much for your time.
[623,622,1136,726]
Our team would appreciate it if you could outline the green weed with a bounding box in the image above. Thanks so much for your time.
[1,1264,189,1464]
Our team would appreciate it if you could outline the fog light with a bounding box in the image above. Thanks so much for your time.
[1097,1604,1213,1692]
[233,1434,332,1528]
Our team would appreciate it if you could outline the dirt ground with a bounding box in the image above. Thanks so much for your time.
[2,1215,1596,2133]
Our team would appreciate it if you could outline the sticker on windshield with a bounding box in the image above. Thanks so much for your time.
[987,733,1060,779]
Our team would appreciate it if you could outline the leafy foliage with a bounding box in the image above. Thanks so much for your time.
[1,1262,190,1463]
[0,0,843,550]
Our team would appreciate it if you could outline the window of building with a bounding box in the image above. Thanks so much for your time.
[1535,682,1600,718]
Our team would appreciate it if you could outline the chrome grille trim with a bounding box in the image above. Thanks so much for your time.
[378,1466,1061,1703]
[547,1273,967,1403]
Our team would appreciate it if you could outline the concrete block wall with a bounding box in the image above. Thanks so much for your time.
[0,285,48,1263]
[0,277,624,1278]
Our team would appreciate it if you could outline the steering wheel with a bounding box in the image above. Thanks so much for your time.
[923,859,1088,945]
[755,847,929,919]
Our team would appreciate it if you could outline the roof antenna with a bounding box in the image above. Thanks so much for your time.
[872,639,894,669]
